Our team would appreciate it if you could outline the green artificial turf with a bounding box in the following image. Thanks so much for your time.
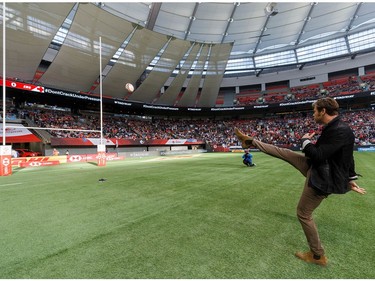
[0,152,374,278]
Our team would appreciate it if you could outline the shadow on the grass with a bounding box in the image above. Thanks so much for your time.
[9,167,25,174]
[262,209,296,221]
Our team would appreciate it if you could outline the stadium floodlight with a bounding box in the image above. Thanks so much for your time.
[265,2,278,16]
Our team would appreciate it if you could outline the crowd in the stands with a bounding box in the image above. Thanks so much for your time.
[11,105,375,148]
[3,73,375,148]
[235,74,375,106]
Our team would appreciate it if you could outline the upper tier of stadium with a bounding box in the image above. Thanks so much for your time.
[2,2,375,108]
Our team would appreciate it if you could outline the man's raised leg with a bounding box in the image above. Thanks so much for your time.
[235,128,309,177]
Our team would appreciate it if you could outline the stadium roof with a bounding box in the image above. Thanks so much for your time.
[2,2,375,107]
[102,2,375,56]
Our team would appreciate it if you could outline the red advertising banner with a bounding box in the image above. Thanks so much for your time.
[0,146,12,176]
[19,161,60,168]
[0,155,12,176]
[12,156,63,167]
[97,144,106,167]
[212,145,230,152]
[66,153,123,163]
[97,152,106,166]
[0,79,44,93]
[11,153,125,167]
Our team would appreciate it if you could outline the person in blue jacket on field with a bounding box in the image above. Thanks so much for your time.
[242,149,255,167]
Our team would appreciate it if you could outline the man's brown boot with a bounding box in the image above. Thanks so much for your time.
[295,251,328,266]
[234,127,253,148]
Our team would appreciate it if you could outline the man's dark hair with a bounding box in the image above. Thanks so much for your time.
[313,97,339,116]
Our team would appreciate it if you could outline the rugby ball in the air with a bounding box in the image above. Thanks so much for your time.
[125,83,134,93]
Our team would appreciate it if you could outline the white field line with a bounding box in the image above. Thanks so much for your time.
[143,154,202,162]
[0,182,23,187]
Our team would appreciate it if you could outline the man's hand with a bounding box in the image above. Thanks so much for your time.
[302,132,315,139]
[349,181,366,194]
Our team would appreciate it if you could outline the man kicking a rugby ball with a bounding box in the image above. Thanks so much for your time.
[234,97,366,266]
